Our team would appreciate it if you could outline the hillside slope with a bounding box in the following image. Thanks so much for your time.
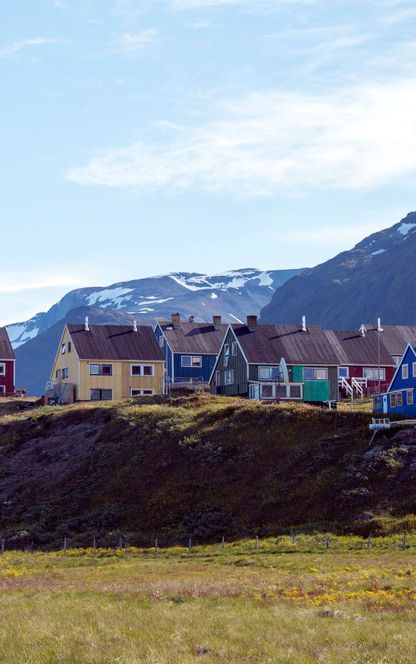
[0,396,414,548]
[261,211,416,328]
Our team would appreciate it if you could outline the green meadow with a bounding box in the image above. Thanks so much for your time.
[1,537,416,663]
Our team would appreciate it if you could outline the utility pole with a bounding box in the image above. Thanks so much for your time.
[377,317,383,396]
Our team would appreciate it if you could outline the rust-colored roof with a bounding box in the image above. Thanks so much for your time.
[0,327,15,361]
[364,324,416,357]
[160,322,228,354]
[328,330,394,367]
[67,324,164,361]
[233,324,341,365]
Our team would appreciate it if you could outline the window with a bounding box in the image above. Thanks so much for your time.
[131,364,154,376]
[224,369,235,385]
[181,356,202,368]
[55,369,60,379]
[407,390,414,406]
[0,386,5,395]
[413,363,416,378]
[224,344,230,357]
[90,364,113,376]
[159,336,165,348]
[68,342,72,353]
[303,367,328,381]
[232,342,238,356]
[61,343,66,355]
[62,367,69,379]
[363,368,386,381]
[390,393,397,408]
[260,384,274,399]
[223,355,229,368]
[258,366,280,381]
[131,388,154,396]
[90,389,113,401]
[215,371,221,386]
[397,392,403,407]
[0,363,5,376]
[338,367,349,379]
[289,385,302,399]
[402,364,409,379]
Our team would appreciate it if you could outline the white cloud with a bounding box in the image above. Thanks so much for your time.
[0,37,68,60]
[172,0,315,7]
[113,30,159,54]
[67,77,416,196]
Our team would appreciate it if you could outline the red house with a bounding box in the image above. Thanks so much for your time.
[0,327,15,396]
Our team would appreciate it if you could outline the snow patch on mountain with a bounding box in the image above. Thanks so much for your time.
[398,222,416,236]
[87,287,134,306]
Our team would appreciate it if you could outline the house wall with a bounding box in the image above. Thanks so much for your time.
[173,353,217,383]
[211,328,248,396]
[0,360,15,394]
[50,327,80,398]
[78,360,165,400]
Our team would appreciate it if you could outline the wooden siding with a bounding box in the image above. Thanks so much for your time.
[211,328,248,396]
[0,360,15,394]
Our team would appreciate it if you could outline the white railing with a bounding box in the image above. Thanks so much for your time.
[338,377,353,397]
[249,381,303,401]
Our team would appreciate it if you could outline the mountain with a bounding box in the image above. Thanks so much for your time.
[261,212,416,329]
[10,268,303,394]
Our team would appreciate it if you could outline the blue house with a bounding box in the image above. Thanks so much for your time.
[154,313,227,390]
[373,344,416,417]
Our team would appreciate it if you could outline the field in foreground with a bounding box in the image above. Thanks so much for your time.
[1,538,416,663]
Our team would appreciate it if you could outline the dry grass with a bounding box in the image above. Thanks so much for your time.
[1,539,416,662]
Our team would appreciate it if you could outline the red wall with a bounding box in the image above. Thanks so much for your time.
[0,360,15,394]
[347,365,395,392]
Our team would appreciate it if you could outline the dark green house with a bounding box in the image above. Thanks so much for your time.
[210,316,340,404]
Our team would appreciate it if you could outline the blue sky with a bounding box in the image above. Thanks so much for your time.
[1,0,416,324]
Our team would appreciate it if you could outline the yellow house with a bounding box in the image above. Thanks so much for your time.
[49,319,165,403]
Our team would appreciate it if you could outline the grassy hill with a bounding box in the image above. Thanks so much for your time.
[0,395,415,548]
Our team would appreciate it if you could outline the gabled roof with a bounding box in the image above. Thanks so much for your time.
[67,324,164,361]
[232,324,340,365]
[365,324,416,357]
[159,321,228,354]
[328,329,394,366]
[0,327,15,361]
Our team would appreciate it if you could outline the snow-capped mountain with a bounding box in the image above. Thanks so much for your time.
[8,268,302,349]
[261,211,416,329]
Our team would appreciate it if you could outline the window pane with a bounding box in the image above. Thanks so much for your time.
[102,365,112,376]
[143,365,153,376]
[224,344,230,356]
[90,364,100,375]
[258,367,270,380]
[261,384,273,398]
[338,367,348,378]
[276,385,287,397]
[316,369,327,380]
[131,365,141,375]
[290,385,302,399]
[101,390,113,401]
[270,367,280,380]
[191,357,202,367]
[181,356,192,367]
[303,368,314,380]
[90,389,101,401]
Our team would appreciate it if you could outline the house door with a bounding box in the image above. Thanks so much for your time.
[383,395,388,414]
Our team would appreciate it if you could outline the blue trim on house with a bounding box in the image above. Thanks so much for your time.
[373,345,416,417]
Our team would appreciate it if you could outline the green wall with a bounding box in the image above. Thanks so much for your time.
[303,380,330,402]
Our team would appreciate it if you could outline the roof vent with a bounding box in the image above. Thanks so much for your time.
[188,315,195,323]
[247,315,257,330]
[301,315,307,333]
[85,316,90,332]
[133,320,138,332]
[377,317,384,333]
[359,324,367,337]
[171,312,181,326]
[213,315,222,327]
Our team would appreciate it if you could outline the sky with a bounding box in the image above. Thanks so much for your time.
[1,0,416,325]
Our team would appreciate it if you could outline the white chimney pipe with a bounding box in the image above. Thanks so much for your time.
[85,316,90,332]
[301,315,307,332]
[133,320,138,332]
[359,324,367,337]
[377,317,383,333]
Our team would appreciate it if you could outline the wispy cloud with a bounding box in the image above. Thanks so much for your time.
[67,77,416,196]
[172,0,316,7]
[0,37,68,60]
[113,30,160,54]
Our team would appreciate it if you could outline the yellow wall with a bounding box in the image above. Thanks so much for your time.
[51,327,165,401]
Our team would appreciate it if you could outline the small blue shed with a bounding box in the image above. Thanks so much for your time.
[154,313,227,389]
[373,344,416,417]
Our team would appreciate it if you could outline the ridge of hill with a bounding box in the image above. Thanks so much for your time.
[0,396,414,548]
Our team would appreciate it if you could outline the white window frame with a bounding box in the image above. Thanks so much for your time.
[0,363,5,376]
[413,362,416,378]
[303,367,328,381]
[90,388,113,401]
[130,388,154,396]
[90,364,113,376]
[131,364,154,377]
[61,343,66,355]
[62,367,69,380]
[402,364,409,380]
[215,370,221,386]
[159,336,165,348]
[181,356,202,368]
[338,367,349,379]
[232,342,238,356]
[363,367,386,381]
[224,343,230,357]
[224,369,235,385]
[407,389,414,406]
[397,392,403,407]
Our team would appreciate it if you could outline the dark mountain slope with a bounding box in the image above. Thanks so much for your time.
[0,396,414,548]
[261,212,416,329]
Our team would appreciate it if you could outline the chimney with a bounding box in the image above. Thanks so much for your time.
[188,315,195,323]
[301,315,307,333]
[359,324,367,337]
[133,320,138,332]
[171,312,181,326]
[85,316,90,332]
[377,317,383,333]
[247,315,257,330]
[213,315,222,327]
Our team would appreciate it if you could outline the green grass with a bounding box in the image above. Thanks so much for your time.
[1,538,416,662]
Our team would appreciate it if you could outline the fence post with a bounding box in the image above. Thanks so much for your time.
[93,537,97,550]
[63,537,68,553]
[188,537,192,554]
[402,534,407,551]
[221,536,225,550]
[291,530,296,545]
[325,536,330,549]
[1,539,5,553]
[367,534,372,549]
[30,541,34,554]
[118,537,123,550]
[155,537,159,553]
[255,535,259,550]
